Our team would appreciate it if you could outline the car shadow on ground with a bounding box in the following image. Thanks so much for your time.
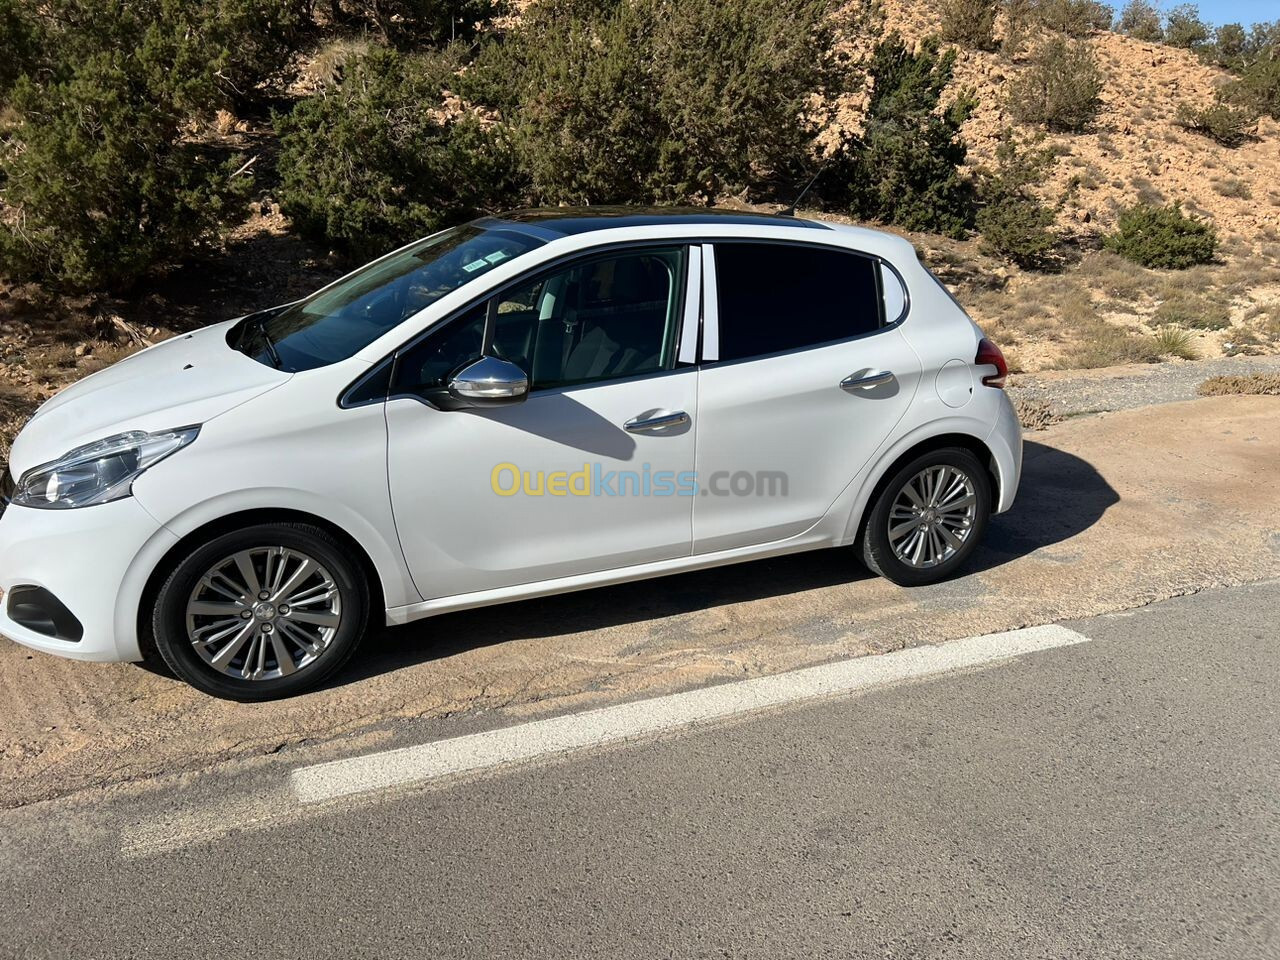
[327,439,1119,689]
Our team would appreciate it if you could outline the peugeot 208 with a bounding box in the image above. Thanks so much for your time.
[0,210,1021,699]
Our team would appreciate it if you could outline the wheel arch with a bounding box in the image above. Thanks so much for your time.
[844,430,1001,548]
[136,508,389,658]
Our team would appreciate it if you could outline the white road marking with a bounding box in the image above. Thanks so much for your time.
[291,624,1091,804]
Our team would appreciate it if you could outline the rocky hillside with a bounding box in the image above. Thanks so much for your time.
[878,0,1280,247]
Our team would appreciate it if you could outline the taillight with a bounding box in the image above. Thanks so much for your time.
[975,337,1008,389]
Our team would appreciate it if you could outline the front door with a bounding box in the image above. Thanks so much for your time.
[385,245,699,600]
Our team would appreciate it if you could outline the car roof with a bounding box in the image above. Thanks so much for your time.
[481,207,834,237]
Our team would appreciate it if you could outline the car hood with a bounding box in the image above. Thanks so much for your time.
[7,320,289,477]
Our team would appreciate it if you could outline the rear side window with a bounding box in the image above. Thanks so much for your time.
[713,243,883,362]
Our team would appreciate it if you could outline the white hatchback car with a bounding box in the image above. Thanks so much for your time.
[0,209,1021,699]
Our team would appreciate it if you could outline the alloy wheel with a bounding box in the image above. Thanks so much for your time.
[184,547,342,681]
[887,465,978,569]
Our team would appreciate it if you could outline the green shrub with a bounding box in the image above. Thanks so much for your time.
[0,0,39,98]
[277,47,522,262]
[1163,4,1211,50]
[826,35,976,237]
[1175,100,1256,146]
[1000,0,1035,54]
[1104,203,1218,269]
[9,0,309,112]
[1225,55,1280,121]
[1115,0,1162,42]
[466,0,854,206]
[1009,37,1104,132]
[939,0,998,51]
[975,130,1060,266]
[1152,324,1198,359]
[0,58,250,292]
[337,0,501,47]
[1030,0,1111,37]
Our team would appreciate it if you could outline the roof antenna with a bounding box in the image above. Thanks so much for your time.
[782,152,833,217]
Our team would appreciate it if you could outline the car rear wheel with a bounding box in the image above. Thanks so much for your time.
[860,447,991,587]
[151,522,370,701]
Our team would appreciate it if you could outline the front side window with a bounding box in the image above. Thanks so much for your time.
[394,247,685,396]
[235,225,546,372]
[713,243,883,363]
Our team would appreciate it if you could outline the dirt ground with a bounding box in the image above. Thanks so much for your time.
[2,394,1277,809]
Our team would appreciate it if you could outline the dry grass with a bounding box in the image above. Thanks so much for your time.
[1055,322,1163,368]
[1153,295,1230,330]
[1011,394,1061,431]
[1198,374,1280,396]
[1152,325,1199,359]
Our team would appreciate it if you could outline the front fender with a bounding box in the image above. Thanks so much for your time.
[136,487,421,612]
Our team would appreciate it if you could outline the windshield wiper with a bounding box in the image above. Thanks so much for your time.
[247,313,283,369]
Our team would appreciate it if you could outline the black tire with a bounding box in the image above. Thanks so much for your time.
[151,522,370,701]
[860,447,992,587]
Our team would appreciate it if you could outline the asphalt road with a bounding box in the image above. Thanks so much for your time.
[3,579,1277,959]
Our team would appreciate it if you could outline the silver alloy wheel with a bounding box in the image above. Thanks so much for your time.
[185,547,342,681]
[887,465,978,569]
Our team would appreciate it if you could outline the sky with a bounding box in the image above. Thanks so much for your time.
[1170,0,1277,27]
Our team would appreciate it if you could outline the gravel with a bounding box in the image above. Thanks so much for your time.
[1009,355,1280,421]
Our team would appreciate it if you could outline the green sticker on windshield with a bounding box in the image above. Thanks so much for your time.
[462,258,490,273]
[485,251,509,264]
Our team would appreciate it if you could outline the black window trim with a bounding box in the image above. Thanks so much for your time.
[698,237,911,371]
[338,234,911,407]
[341,239,694,409]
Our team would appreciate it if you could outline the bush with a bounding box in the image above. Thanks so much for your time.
[1115,0,1162,42]
[939,0,998,51]
[1009,37,1104,131]
[1152,325,1198,359]
[277,48,522,262]
[466,0,854,206]
[1163,4,1211,50]
[1030,0,1111,37]
[0,59,250,292]
[826,35,976,237]
[9,0,310,112]
[975,130,1060,266]
[1104,203,1218,269]
[0,0,39,98]
[1225,56,1280,121]
[337,0,501,47]
[1175,100,1256,146]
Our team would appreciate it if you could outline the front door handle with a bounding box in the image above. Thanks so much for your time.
[624,411,690,433]
[841,370,895,392]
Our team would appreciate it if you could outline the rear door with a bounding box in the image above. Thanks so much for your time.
[692,241,921,554]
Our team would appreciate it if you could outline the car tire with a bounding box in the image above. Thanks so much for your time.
[860,447,992,587]
[151,522,370,701]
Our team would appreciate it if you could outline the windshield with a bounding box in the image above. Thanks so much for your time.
[234,224,546,372]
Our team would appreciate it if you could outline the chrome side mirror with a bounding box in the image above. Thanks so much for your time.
[447,356,528,407]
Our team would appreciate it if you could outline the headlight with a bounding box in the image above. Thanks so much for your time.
[13,426,200,510]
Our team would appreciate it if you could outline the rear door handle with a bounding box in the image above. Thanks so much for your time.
[625,411,690,433]
[841,370,895,392]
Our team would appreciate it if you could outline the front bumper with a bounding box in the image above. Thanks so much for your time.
[0,496,178,662]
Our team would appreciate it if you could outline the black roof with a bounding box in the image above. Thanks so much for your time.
[482,206,832,237]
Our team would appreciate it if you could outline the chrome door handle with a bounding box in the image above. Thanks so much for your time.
[841,370,895,392]
[624,411,690,433]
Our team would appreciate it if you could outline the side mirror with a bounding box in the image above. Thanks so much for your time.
[447,356,528,407]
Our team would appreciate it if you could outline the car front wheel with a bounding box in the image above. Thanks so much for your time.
[860,447,992,587]
[151,522,370,700]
